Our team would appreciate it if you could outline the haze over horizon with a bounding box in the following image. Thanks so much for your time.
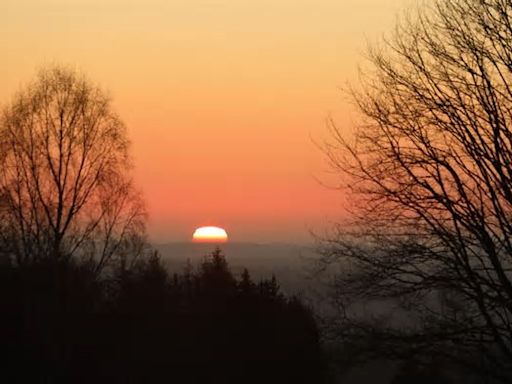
[1,0,412,243]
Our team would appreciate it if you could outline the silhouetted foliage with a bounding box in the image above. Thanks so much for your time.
[320,0,512,382]
[0,65,146,272]
[1,247,330,383]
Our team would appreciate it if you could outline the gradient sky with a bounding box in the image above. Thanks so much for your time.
[1,0,412,243]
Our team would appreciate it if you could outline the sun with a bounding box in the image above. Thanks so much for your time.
[192,226,228,243]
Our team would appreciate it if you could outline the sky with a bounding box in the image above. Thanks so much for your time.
[1,0,412,243]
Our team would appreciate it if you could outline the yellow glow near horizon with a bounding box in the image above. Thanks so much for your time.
[192,226,228,243]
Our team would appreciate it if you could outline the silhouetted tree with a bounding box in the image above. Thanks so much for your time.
[320,0,512,381]
[198,246,236,294]
[238,268,254,295]
[259,273,280,297]
[0,65,146,271]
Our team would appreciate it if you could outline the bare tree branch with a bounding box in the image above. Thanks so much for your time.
[321,1,512,381]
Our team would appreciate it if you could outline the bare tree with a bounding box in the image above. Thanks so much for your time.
[321,0,512,381]
[0,65,146,272]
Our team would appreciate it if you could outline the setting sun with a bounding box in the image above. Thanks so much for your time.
[192,226,228,243]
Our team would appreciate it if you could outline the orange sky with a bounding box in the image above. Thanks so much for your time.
[1,0,412,243]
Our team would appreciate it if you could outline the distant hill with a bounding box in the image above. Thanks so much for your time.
[153,242,320,296]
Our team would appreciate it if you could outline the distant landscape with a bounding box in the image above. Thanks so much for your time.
[155,242,318,295]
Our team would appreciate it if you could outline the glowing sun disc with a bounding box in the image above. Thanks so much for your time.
[192,226,228,243]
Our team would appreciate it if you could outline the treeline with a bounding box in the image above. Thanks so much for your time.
[1,248,331,383]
